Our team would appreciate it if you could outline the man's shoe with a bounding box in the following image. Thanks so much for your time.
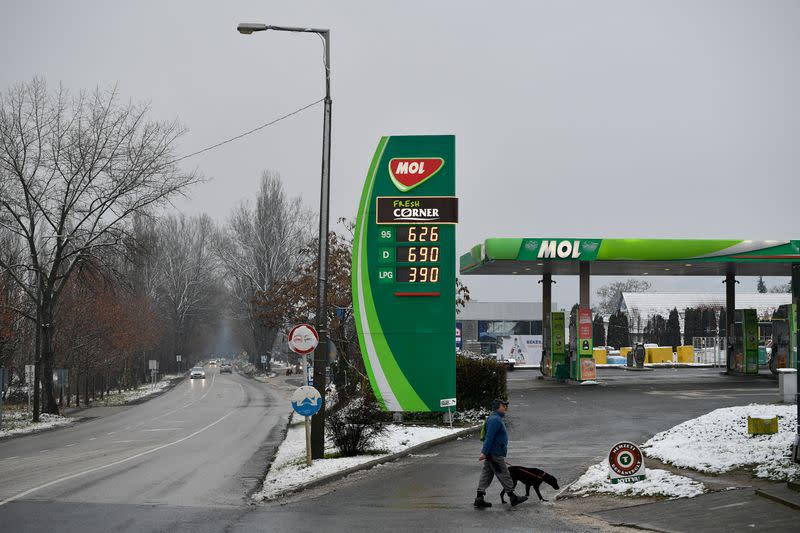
[509,492,528,507]
[474,494,492,508]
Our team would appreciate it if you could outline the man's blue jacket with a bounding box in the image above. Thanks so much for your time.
[481,410,508,457]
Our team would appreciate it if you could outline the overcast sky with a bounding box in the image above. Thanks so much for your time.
[2,1,798,309]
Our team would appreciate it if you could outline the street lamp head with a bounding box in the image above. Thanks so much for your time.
[237,23,268,35]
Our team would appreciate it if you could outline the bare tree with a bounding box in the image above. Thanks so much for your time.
[216,171,312,371]
[151,214,222,365]
[0,78,197,417]
[595,279,652,317]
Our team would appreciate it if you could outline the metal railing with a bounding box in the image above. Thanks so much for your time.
[692,337,726,367]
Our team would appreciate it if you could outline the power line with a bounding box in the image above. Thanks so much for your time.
[173,97,325,164]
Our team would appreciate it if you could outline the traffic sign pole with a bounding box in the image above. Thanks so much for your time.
[288,324,322,460]
[305,416,312,466]
[291,385,322,467]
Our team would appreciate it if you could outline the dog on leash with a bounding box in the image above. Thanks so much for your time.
[500,466,559,503]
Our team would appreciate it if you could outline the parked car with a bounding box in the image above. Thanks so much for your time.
[492,353,516,371]
[190,366,206,379]
[219,363,232,374]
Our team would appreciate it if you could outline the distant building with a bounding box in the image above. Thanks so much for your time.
[617,292,791,343]
[457,300,558,354]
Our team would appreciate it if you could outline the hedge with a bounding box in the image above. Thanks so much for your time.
[456,356,507,410]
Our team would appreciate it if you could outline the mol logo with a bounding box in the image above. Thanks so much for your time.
[537,240,582,259]
[389,158,444,192]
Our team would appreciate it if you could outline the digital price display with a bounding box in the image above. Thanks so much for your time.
[396,226,440,243]
[396,266,441,283]
[395,245,440,263]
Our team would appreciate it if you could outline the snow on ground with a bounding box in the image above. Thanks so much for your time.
[569,460,706,499]
[0,374,183,438]
[98,374,183,406]
[0,410,73,438]
[642,404,800,481]
[254,418,468,501]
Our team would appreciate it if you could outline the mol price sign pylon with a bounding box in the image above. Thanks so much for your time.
[352,136,457,412]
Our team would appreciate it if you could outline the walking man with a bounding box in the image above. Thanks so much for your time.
[474,398,528,508]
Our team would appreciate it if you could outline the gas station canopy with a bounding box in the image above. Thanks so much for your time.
[460,238,800,277]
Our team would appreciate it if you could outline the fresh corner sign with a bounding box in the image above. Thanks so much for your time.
[352,136,457,412]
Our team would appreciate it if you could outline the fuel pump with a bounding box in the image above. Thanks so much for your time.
[568,307,596,381]
[730,309,759,375]
[549,311,566,379]
[769,304,797,375]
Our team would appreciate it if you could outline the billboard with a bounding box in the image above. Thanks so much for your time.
[496,335,542,365]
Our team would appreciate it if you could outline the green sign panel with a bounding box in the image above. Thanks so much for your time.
[352,136,457,412]
[732,309,759,374]
[463,238,800,265]
[743,309,759,374]
[549,312,566,377]
[460,238,800,277]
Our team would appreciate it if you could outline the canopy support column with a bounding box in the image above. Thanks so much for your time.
[540,273,554,366]
[724,269,737,372]
[792,264,800,459]
[579,262,590,308]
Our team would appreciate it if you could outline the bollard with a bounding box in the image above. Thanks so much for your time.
[777,368,798,403]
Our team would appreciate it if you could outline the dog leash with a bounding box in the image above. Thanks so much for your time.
[508,463,545,480]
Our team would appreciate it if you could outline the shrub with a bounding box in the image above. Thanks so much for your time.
[456,356,507,410]
[326,396,388,457]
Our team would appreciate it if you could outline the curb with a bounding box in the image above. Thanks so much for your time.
[755,486,800,511]
[122,375,187,406]
[261,423,481,501]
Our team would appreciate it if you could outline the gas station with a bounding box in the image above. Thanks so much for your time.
[460,238,800,382]
[352,134,800,408]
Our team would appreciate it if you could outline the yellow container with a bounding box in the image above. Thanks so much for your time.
[646,347,674,363]
[676,345,694,363]
[593,348,607,364]
[747,416,778,435]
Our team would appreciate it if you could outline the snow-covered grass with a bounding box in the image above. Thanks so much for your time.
[254,417,468,501]
[569,460,706,499]
[0,408,73,439]
[453,408,489,424]
[96,374,183,406]
[642,404,800,481]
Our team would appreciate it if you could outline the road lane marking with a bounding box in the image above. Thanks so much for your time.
[65,444,75,447]
[89,438,96,441]
[114,375,214,433]
[142,428,183,432]
[39,450,49,453]
[107,432,115,435]
[709,502,748,510]
[5,456,18,460]
[162,373,217,414]
[0,409,235,507]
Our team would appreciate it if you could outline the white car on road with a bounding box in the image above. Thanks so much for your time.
[190,366,206,379]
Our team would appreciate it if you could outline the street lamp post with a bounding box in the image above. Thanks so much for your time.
[238,22,332,459]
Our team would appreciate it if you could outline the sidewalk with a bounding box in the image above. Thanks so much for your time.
[555,454,799,532]
[590,488,797,532]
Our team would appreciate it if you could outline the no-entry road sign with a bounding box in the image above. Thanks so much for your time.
[288,324,319,355]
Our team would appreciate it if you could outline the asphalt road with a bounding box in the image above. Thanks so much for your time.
[0,367,789,532]
[232,368,785,533]
[0,366,289,531]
